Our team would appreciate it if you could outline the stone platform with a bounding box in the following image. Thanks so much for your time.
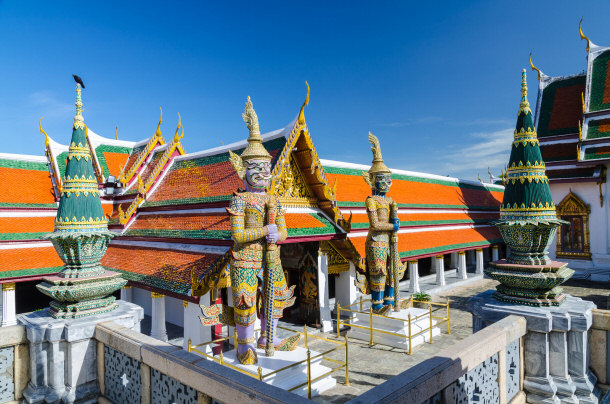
[347,307,441,350]
[214,346,337,398]
[469,290,600,404]
[19,300,143,404]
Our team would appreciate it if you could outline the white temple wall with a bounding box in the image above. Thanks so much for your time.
[549,177,610,280]
[133,287,152,316]
[164,295,184,327]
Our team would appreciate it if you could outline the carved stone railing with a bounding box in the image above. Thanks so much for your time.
[590,309,610,397]
[347,315,527,404]
[95,321,308,404]
[0,325,29,404]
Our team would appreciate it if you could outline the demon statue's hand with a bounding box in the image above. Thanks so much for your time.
[392,218,400,231]
[266,224,279,244]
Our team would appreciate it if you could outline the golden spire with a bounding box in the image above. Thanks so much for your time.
[529,52,542,82]
[155,108,163,138]
[39,118,49,147]
[73,83,85,130]
[173,113,183,143]
[519,69,532,114]
[115,126,118,140]
[580,18,591,53]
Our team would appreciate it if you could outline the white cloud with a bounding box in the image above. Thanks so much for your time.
[28,92,73,117]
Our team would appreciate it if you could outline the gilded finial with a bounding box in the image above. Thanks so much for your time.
[519,69,531,114]
[73,83,85,130]
[173,113,183,143]
[579,18,591,53]
[156,108,163,138]
[39,118,49,147]
[115,126,118,140]
[529,52,542,82]
[298,81,310,125]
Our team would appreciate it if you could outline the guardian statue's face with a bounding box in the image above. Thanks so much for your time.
[244,159,272,192]
[374,173,392,194]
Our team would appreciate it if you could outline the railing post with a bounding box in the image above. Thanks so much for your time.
[344,334,350,386]
[336,304,341,338]
[369,307,374,346]
[258,365,263,381]
[219,349,224,365]
[429,303,433,344]
[304,324,308,349]
[408,313,412,355]
[187,338,192,352]
[233,328,237,348]
[447,297,451,335]
[360,295,363,311]
[307,349,312,399]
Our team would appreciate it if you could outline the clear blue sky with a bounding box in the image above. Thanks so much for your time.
[2,1,609,180]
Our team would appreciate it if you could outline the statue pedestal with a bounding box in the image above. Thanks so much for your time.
[469,290,601,404]
[213,346,336,397]
[347,307,441,350]
[19,301,143,404]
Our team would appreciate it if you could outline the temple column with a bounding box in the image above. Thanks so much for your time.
[435,255,446,286]
[151,292,168,342]
[450,252,458,269]
[1,282,17,327]
[457,251,468,280]
[430,256,437,274]
[183,295,212,353]
[492,244,499,261]
[408,260,420,293]
[335,262,357,317]
[475,248,484,275]
[317,250,332,332]
[120,285,132,302]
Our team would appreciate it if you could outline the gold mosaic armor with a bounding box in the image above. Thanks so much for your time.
[227,192,295,326]
[365,195,397,292]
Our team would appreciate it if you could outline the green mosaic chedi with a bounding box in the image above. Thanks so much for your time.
[485,70,573,306]
[38,82,126,318]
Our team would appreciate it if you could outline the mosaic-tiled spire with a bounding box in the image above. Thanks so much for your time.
[54,83,108,233]
[500,70,556,222]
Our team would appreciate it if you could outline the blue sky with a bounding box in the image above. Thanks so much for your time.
[2,1,610,180]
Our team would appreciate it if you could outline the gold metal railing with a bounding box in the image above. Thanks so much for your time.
[336,295,451,355]
[188,325,349,399]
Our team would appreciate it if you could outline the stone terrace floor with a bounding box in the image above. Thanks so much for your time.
[308,277,610,403]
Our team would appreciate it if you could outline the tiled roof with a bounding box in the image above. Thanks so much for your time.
[123,147,165,195]
[121,143,147,177]
[590,49,610,112]
[0,245,63,279]
[347,211,499,230]
[539,142,578,163]
[94,144,132,178]
[537,75,586,138]
[583,144,610,161]
[101,244,223,296]
[349,225,502,260]
[0,155,57,208]
[144,137,286,208]
[322,164,503,209]
[586,118,610,140]
[547,166,600,181]
[0,217,55,241]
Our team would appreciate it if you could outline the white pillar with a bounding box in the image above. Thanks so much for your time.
[226,287,235,342]
[120,285,132,302]
[183,295,212,353]
[457,251,468,280]
[450,252,458,269]
[317,250,332,333]
[408,260,420,293]
[151,292,168,341]
[335,262,357,317]
[492,245,499,261]
[435,255,445,286]
[1,283,17,327]
[475,248,484,275]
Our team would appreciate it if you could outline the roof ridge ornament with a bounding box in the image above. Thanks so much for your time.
[39,118,49,147]
[518,69,532,115]
[298,81,310,125]
[579,18,592,53]
[529,52,543,82]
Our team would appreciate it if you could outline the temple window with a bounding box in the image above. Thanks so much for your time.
[556,191,592,260]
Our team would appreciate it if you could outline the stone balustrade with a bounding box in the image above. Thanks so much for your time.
[591,309,610,396]
[94,321,308,404]
[346,315,527,404]
[0,325,29,404]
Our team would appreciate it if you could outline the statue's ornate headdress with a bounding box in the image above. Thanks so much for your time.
[362,131,391,187]
[229,96,272,179]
